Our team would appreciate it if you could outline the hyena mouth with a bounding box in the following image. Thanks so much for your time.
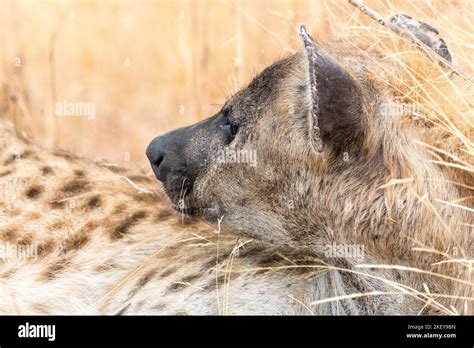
[164,178,210,218]
[170,200,216,219]
[168,189,223,221]
[165,177,194,211]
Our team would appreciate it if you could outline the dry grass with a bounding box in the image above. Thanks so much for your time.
[1,0,470,166]
[0,0,321,165]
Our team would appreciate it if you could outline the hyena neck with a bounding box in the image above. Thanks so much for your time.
[272,115,467,314]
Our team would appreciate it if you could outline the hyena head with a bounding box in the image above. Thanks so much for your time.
[146,26,434,253]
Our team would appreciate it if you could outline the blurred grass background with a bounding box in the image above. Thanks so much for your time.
[0,0,471,166]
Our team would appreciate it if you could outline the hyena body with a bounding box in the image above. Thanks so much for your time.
[1,24,472,314]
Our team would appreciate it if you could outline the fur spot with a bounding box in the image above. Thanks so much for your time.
[203,274,225,291]
[1,268,17,279]
[94,261,118,273]
[50,200,66,210]
[160,267,177,277]
[84,195,102,210]
[202,257,218,271]
[22,150,34,159]
[63,232,90,252]
[137,270,155,287]
[110,211,148,239]
[152,303,167,311]
[216,274,226,284]
[48,220,66,231]
[25,185,44,199]
[0,169,13,177]
[23,211,41,220]
[257,254,284,267]
[102,165,127,174]
[73,169,86,177]
[112,203,127,215]
[155,209,173,222]
[79,219,102,233]
[2,228,17,242]
[41,166,53,175]
[37,240,56,257]
[182,273,200,283]
[61,179,91,195]
[3,154,17,166]
[167,282,186,292]
[42,257,70,280]
[17,234,32,246]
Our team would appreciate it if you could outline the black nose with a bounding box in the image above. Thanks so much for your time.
[146,136,167,182]
[147,120,207,185]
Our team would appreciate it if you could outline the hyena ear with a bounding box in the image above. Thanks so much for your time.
[299,25,364,154]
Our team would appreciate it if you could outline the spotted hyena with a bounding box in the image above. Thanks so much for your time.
[145,25,472,314]
[0,20,472,315]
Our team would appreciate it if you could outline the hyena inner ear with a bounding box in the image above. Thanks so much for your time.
[299,25,364,154]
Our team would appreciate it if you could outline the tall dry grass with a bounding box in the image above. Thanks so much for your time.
[1,0,471,167]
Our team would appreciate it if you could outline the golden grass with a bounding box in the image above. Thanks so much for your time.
[1,0,470,166]
[229,262,474,314]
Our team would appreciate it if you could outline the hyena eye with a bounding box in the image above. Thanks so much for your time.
[220,121,239,143]
[230,123,239,136]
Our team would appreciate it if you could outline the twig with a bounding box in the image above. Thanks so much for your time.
[348,0,473,83]
[119,176,154,194]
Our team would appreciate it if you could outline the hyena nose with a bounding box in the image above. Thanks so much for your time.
[146,137,167,182]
